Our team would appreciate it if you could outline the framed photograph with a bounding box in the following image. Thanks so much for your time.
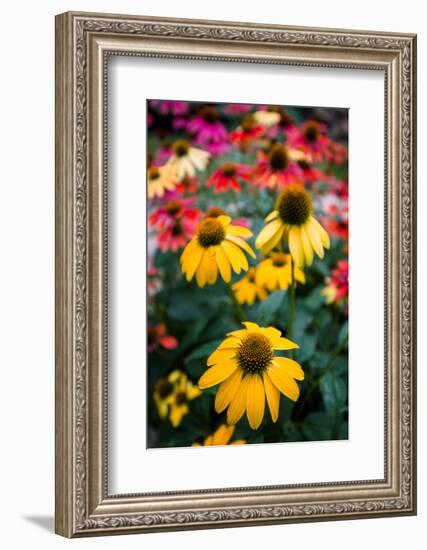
[55,11,417,537]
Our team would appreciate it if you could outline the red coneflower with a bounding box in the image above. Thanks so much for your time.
[252,143,303,190]
[186,106,230,155]
[206,162,251,193]
[229,115,265,151]
[149,197,201,252]
[286,120,331,163]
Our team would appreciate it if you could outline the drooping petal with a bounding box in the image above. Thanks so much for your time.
[272,357,305,380]
[310,217,330,249]
[199,359,238,389]
[300,224,314,265]
[221,240,248,273]
[259,224,285,255]
[288,225,303,266]
[246,375,265,429]
[264,210,279,222]
[226,234,256,258]
[267,363,300,401]
[215,368,243,413]
[227,376,250,425]
[195,250,208,287]
[305,217,324,258]
[263,372,280,422]
[255,218,283,249]
[182,241,204,281]
[214,245,232,283]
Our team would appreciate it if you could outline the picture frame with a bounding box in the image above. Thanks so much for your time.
[55,11,417,537]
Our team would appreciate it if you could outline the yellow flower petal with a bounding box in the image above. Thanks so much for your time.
[255,218,283,249]
[226,224,253,238]
[221,240,248,273]
[300,224,314,265]
[195,250,208,287]
[272,357,305,380]
[207,348,236,366]
[226,329,248,340]
[273,337,299,351]
[226,234,256,259]
[260,224,285,255]
[263,372,280,423]
[267,363,300,401]
[262,326,282,344]
[242,321,261,332]
[246,374,265,429]
[288,225,303,266]
[217,215,231,227]
[217,336,240,350]
[214,245,232,283]
[182,241,204,281]
[198,359,238,388]
[215,368,243,413]
[212,424,235,446]
[227,375,250,425]
[170,404,188,427]
[264,210,279,223]
[310,217,330,249]
[305,217,324,258]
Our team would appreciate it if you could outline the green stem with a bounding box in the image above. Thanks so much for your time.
[226,283,246,323]
[288,256,296,341]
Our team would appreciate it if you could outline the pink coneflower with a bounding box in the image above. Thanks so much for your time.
[148,100,189,116]
[286,119,331,162]
[206,162,251,193]
[147,324,178,352]
[297,158,328,184]
[322,260,349,306]
[252,143,303,190]
[186,106,230,155]
[149,197,201,252]
[229,115,265,151]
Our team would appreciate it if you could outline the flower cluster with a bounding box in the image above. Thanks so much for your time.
[147,100,349,448]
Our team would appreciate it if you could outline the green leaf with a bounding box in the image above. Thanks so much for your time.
[319,371,347,417]
[168,293,204,321]
[184,339,223,364]
[301,412,333,441]
[294,333,317,363]
[338,321,349,347]
[256,290,286,325]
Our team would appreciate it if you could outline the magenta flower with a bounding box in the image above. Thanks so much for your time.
[186,106,230,155]
[149,100,189,116]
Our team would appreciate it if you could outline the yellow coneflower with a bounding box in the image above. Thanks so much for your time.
[255,184,330,266]
[180,215,255,288]
[256,252,305,291]
[232,267,268,305]
[198,322,304,429]
[147,165,177,199]
[166,139,210,179]
[153,370,201,427]
[192,424,246,447]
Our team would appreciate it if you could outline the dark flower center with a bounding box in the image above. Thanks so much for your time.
[175,392,187,406]
[148,167,160,180]
[271,252,289,267]
[240,115,255,132]
[204,206,225,218]
[303,121,321,143]
[237,333,273,375]
[197,218,225,247]
[222,162,237,177]
[268,143,289,171]
[276,185,312,226]
[247,269,256,282]
[165,200,182,216]
[297,159,311,170]
[173,139,190,157]
[172,220,183,236]
[200,106,218,123]
[156,379,174,400]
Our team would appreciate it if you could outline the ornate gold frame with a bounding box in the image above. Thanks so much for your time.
[55,11,417,537]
